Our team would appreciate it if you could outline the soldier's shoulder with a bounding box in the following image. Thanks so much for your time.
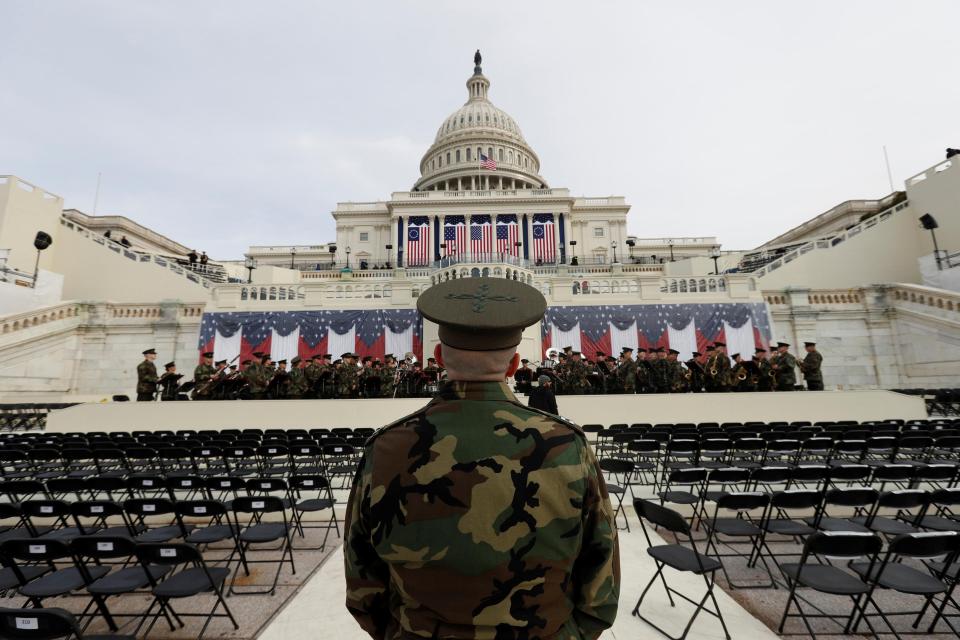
[364,406,430,446]
[503,399,586,437]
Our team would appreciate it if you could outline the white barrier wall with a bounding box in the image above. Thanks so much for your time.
[46,390,927,433]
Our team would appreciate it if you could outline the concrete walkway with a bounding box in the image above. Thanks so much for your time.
[259,511,778,640]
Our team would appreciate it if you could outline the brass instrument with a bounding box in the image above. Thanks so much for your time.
[736,369,748,382]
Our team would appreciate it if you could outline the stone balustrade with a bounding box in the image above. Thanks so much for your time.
[0,302,84,336]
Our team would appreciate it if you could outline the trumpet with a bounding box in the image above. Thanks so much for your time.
[736,369,748,382]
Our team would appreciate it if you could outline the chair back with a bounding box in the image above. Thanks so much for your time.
[0,607,79,640]
[805,531,882,558]
[634,499,690,534]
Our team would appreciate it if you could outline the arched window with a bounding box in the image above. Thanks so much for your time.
[573,282,580,295]
[669,281,678,293]
[488,147,493,158]
[509,151,514,164]
[679,280,687,293]
[279,288,287,300]
[466,148,472,161]
[582,280,590,294]
[482,267,490,276]
[456,149,461,163]
[708,279,717,292]
[471,267,480,277]
[718,279,726,292]
[241,287,248,300]
[498,148,504,161]
[446,152,451,165]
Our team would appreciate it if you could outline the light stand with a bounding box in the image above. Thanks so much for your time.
[289,247,297,269]
[920,214,943,271]
[244,256,257,283]
[611,240,618,264]
[385,244,393,268]
[346,246,352,269]
[31,231,53,289]
[709,247,721,275]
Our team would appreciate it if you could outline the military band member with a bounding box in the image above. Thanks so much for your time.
[635,348,652,393]
[685,352,705,393]
[285,356,308,399]
[771,342,798,391]
[345,277,619,639]
[617,347,637,394]
[158,362,182,401]
[513,358,534,394]
[338,352,360,398]
[191,351,216,400]
[567,351,591,394]
[243,352,268,400]
[729,354,753,392]
[380,354,398,398]
[755,348,775,392]
[801,341,824,391]
[136,348,159,401]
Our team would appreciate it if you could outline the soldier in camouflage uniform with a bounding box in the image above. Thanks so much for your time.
[755,348,775,392]
[345,277,619,639]
[635,349,652,394]
[338,352,360,398]
[665,349,685,392]
[136,348,159,401]
[771,342,798,391]
[566,351,592,394]
[191,351,216,400]
[286,356,309,399]
[243,352,268,400]
[158,362,182,401]
[553,352,569,394]
[705,343,731,392]
[618,347,637,394]
[380,354,398,398]
[685,352,705,393]
[304,355,323,398]
[800,341,824,391]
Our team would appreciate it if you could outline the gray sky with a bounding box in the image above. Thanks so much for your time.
[3,1,958,258]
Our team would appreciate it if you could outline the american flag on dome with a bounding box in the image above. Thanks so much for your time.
[479,153,497,170]
[539,303,773,361]
[198,309,423,366]
[443,215,467,256]
[496,214,519,256]
[532,213,556,263]
[470,215,493,256]
[406,216,431,266]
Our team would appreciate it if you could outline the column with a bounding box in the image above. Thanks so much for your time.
[390,217,398,267]
[466,214,473,262]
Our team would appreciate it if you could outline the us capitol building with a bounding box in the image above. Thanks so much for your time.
[1,52,959,400]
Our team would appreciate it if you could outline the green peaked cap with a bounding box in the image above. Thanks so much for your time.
[417,277,546,351]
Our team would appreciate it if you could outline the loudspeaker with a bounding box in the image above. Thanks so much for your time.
[919,214,939,230]
[33,231,53,251]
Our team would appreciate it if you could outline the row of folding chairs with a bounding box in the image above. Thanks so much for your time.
[0,443,363,488]
[0,426,377,441]
[1,537,237,639]
[632,498,960,640]
[598,461,960,531]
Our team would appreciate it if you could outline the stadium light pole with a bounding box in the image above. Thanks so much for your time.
[31,231,53,288]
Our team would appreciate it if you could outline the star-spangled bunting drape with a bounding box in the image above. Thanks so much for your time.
[198,309,423,365]
[443,215,467,256]
[541,303,772,359]
[532,213,556,263]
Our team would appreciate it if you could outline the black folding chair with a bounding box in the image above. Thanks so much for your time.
[229,495,296,596]
[0,538,110,620]
[70,535,171,633]
[598,458,634,531]
[133,543,238,640]
[288,475,339,551]
[703,491,774,589]
[632,499,730,640]
[777,531,882,638]
[850,489,928,538]
[917,488,960,532]
[805,487,878,533]
[0,606,133,640]
[851,531,960,637]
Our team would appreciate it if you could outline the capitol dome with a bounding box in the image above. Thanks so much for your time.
[413,52,547,192]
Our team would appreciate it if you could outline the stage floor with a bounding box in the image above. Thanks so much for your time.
[45,390,927,433]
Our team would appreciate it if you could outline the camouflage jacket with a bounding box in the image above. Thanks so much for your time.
[136,360,158,395]
[380,366,397,396]
[338,364,360,395]
[617,359,637,391]
[772,352,798,388]
[801,350,823,382]
[344,381,620,640]
[287,368,309,397]
[193,363,216,397]
[243,362,266,393]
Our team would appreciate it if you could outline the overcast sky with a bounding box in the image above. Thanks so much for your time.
[3,1,958,258]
